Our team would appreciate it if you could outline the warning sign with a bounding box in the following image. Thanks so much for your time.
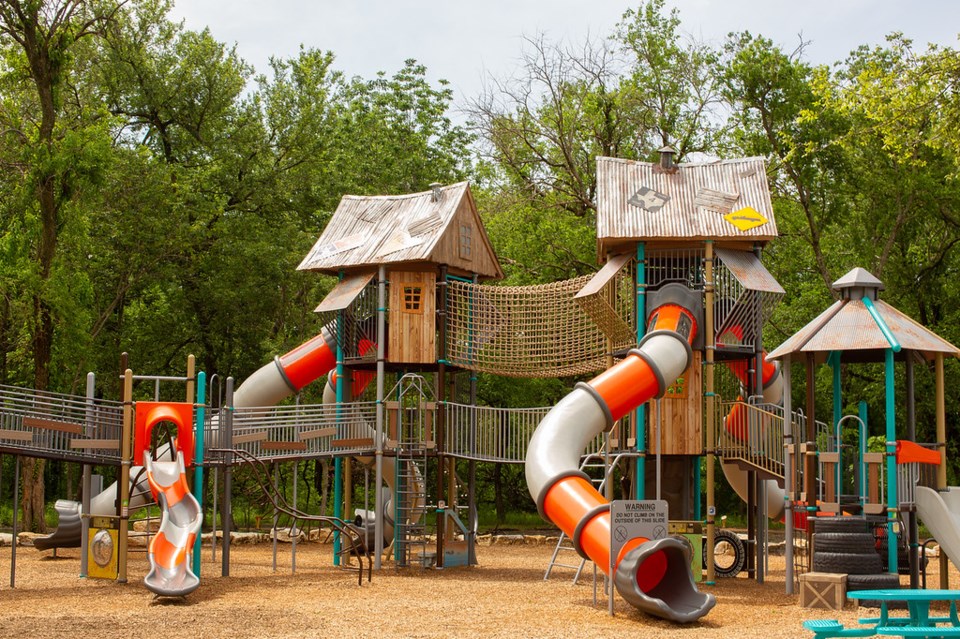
[609,500,669,571]
[723,206,768,232]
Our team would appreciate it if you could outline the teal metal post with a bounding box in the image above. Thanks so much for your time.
[829,351,842,499]
[635,242,646,500]
[858,401,868,509]
[192,371,206,576]
[864,296,901,575]
[333,277,345,565]
[884,348,897,573]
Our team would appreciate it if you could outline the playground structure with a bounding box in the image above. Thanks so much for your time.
[0,152,957,624]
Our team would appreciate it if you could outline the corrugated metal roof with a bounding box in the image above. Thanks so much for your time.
[596,156,777,251]
[768,298,960,362]
[297,182,502,278]
[715,247,785,294]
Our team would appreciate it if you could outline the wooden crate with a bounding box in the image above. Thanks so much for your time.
[799,572,847,610]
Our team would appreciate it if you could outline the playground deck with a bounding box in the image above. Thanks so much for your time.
[2,538,954,638]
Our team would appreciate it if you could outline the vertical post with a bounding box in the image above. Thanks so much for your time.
[905,356,918,587]
[292,461,298,574]
[805,353,817,561]
[467,273,479,566]
[829,351,842,509]
[221,377,234,577]
[783,358,794,594]
[10,455,20,587]
[192,371,206,577]
[333,274,345,565]
[884,348,897,574]
[936,353,948,587]
[436,267,448,568]
[118,368,133,583]
[374,265,386,569]
[704,240,716,584]
[858,401,869,507]
[635,242,647,500]
[80,371,95,578]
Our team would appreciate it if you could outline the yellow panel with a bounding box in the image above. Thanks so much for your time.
[87,527,119,580]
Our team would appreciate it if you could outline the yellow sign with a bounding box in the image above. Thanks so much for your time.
[724,206,768,232]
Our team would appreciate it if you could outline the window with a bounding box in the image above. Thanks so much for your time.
[403,286,423,313]
[459,223,472,260]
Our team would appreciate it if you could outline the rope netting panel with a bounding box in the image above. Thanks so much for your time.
[446,275,633,378]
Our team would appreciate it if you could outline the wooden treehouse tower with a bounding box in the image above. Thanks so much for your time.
[297,182,503,569]
[594,149,783,579]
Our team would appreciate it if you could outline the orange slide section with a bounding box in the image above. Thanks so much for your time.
[525,295,715,623]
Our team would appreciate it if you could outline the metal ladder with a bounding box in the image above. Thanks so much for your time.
[392,374,432,568]
[543,449,624,583]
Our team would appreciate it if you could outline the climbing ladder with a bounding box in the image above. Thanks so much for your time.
[390,374,432,568]
[544,446,626,583]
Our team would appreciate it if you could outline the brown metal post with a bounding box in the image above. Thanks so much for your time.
[704,241,716,584]
[186,354,196,404]
[937,353,948,587]
[117,368,133,583]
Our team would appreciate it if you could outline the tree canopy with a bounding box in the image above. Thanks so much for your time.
[1,0,959,527]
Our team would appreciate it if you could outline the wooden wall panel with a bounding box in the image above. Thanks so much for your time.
[648,351,702,455]
[388,270,436,364]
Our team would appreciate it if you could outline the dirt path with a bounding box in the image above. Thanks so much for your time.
[0,539,953,638]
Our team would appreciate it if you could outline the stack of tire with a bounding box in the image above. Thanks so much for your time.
[812,516,901,608]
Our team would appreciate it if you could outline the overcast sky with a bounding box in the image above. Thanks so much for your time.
[169,0,960,104]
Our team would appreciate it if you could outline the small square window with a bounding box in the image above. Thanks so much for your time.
[403,286,423,313]
[459,223,472,260]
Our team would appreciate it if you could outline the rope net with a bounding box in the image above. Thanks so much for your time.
[445,273,635,378]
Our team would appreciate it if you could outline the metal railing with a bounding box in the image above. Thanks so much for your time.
[205,400,379,464]
[0,383,124,464]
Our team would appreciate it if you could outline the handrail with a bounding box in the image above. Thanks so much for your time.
[208,447,371,585]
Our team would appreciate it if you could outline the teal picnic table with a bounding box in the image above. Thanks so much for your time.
[848,589,960,638]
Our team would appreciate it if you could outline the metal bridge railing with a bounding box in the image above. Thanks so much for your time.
[205,400,379,464]
[0,383,124,464]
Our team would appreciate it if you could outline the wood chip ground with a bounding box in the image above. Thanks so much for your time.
[1,536,955,638]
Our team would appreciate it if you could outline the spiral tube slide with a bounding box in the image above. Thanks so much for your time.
[144,450,202,596]
[525,302,716,623]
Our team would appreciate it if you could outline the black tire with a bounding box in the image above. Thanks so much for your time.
[812,551,883,575]
[846,573,906,609]
[846,572,900,590]
[813,532,877,554]
[702,529,746,578]
[813,516,870,534]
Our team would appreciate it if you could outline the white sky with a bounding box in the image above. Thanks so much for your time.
[169,0,960,105]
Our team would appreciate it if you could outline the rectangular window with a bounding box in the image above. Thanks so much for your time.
[459,223,472,260]
[403,286,423,313]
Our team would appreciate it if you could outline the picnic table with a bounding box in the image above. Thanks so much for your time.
[850,589,960,637]
[804,589,960,639]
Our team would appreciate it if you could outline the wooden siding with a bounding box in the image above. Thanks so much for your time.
[649,351,702,455]
[388,270,437,364]
[431,191,502,279]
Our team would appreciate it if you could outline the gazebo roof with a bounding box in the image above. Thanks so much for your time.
[767,268,960,363]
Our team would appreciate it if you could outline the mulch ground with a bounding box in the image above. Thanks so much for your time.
[0,535,955,638]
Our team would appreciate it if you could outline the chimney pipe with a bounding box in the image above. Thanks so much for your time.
[658,146,676,172]
[429,182,442,202]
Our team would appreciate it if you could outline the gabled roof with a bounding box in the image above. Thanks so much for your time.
[297,182,503,279]
[596,156,777,253]
[768,268,960,363]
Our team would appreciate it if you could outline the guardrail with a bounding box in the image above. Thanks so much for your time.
[0,383,124,464]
